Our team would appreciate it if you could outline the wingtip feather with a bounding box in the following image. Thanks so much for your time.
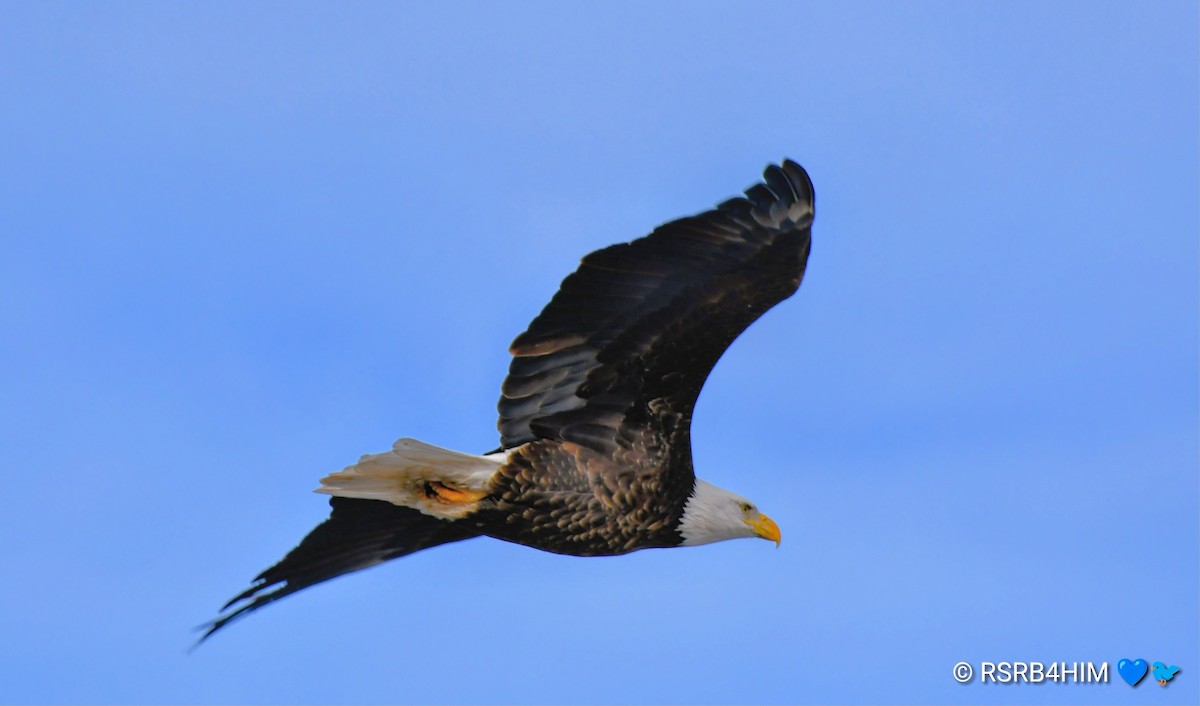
[744,158,814,229]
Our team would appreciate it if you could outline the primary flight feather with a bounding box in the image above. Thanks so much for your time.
[203,159,815,640]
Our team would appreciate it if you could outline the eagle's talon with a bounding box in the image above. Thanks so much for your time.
[426,480,485,505]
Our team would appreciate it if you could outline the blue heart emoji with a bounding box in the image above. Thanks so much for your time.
[1118,658,1148,686]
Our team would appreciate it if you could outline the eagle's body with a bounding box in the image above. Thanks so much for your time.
[204,159,815,640]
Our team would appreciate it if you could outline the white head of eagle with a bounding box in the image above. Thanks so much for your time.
[678,479,781,547]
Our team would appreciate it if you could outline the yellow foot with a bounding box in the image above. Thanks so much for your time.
[424,480,486,505]
[1159,680,1167,686]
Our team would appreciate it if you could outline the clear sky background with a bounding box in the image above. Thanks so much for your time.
[0,2,1195,704]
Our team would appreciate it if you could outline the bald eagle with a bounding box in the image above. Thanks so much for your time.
[203,159,815,640]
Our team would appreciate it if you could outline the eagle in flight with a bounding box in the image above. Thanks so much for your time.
[204,159,815,640]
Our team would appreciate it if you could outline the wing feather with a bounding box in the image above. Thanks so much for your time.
[198,498,477,643]
[497,159,815,457]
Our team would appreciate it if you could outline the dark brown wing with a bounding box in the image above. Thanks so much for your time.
[498,159,815,458]
[198,498,478,643]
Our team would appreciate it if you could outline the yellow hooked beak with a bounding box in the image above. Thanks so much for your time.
[745,513,781,547]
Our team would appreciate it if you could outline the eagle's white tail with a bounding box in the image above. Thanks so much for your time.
[316,438,505,519]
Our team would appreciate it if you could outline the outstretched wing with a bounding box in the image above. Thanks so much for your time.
[199,498,478,643]
[498,159,815,457]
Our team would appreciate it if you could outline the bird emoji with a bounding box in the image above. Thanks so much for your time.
[1151,662,1180,686]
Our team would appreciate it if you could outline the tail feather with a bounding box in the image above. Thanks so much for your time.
[316,438,502,519]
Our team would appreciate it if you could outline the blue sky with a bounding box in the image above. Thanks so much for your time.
[0,2,1195,704]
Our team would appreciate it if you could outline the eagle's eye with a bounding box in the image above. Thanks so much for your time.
[740,502,752,514]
